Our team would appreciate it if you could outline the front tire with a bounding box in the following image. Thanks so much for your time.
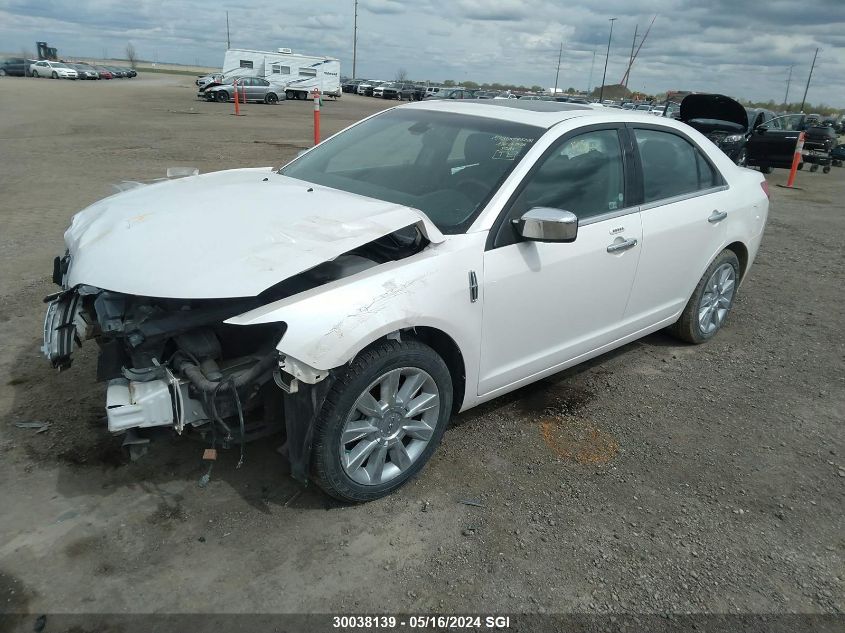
[669,249,740,344]
[51,71,58,79]
[311,340,453,502]
[32,70,39,78]
[215,90,228,103]
[264,92,278,104]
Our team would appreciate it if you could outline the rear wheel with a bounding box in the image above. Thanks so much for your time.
[823,165,831,174]
[809,164,819,172]
[215,90,228,103]
[285,90,294,100]
[311,340,452,502]
[760,165,772,174]
[264,92,278,104]
[669,249,740,344]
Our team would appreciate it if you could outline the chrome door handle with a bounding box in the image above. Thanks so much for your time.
[606,238,638,253]
[708,210,728,223]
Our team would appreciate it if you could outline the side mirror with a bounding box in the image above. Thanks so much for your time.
[514,207,578,243]
[755,126,767,134]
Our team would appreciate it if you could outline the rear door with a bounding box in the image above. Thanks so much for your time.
[623,125,731,328]
[747,114,804,168]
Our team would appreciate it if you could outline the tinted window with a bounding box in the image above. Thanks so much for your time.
[634,129,715,203]
[281,109,541,234]
[299,68,317,77]
[506,129,625,224]
[239,60,253,69]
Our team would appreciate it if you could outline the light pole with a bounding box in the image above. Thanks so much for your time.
[352,0,358,79]
[783,65,793,110]
[800,48,819,113]
[598,17,617,103]
[553,42,562,95]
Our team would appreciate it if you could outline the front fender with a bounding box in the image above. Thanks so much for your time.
[226,234,486,408]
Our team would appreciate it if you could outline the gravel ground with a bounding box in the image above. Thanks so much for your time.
[0,74,842,630]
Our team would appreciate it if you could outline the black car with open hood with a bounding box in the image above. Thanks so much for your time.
[680,93,751,166]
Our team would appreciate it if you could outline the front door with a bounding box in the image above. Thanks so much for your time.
[747,114,805,169]
[479,127,641,396]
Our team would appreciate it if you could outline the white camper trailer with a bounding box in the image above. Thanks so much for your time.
[213,48,341,100]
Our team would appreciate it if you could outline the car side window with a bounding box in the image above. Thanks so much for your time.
[634,129,714,203]
[505,129,626,228]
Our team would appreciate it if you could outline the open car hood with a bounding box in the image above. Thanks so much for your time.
[680,94,748,133]
[64,168,443,299]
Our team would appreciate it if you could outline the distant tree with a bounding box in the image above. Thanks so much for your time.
[566,86,576,94]
[464,80,479,89]
[125,42,137,69]
[395,67,408,82]
[443,79,456,87]
[530,85,543,92]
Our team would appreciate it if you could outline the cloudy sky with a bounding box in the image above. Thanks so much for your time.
[2,0,843,105]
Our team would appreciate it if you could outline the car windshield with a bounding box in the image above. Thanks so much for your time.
[53,63,69,69]
[280,108,542,234]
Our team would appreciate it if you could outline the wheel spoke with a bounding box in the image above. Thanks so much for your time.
[356,392,384,419]
[341,420,379,445]
[397,371,426,405]
[389,442,413,471]
[405,392,439,418]
[365,444,388,483]
[401,420,434,441]
[380,371,400,406]
[345,438,379,472]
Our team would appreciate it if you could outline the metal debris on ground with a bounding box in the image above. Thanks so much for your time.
[14,421,51,433]
[459,498,483,507]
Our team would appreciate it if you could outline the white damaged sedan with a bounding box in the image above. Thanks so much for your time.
[42,100,769,501]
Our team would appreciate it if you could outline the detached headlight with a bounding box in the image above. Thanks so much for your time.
[723,134,745,143]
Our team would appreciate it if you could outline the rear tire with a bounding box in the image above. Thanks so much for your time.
[285,90,294,100]
[669,249,740,345]
[809,164,818,172]
[822,165,830,174]
[311,340,453,503]
[760,165,772,174]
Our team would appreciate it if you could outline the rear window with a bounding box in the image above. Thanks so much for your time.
[634,129,720,203]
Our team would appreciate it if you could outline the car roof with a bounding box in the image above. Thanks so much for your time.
[399,99,700,132]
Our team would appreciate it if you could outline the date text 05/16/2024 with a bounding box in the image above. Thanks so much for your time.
[332,615,511,629]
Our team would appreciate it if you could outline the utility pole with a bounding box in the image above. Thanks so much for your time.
[553,41,562,94]
[783,65,793,110]
[352,0,358,79]
[598,17,617,103]
[624,24,638,88]
[587,49,596,95]
[800,48,819,113]
[226,11,231,50]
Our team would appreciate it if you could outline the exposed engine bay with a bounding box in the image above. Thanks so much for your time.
[42,227,427,478]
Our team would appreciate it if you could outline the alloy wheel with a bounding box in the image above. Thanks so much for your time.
[697,263,736,335]
[339,367,440,486]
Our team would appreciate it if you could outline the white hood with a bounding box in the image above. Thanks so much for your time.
[64,168,443,299]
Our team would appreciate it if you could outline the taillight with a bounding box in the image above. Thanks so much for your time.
[760,180,770,198]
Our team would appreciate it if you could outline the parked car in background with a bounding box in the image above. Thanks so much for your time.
[745,113,835,173]
[30,60,77,79]
[0,57,29,77]
[423,86,443,99]
[425,88,475,100]
[197,73,223,88]
[380,83,415,100]
[342,79,363,93]
[204,76,285,104]
[42,100,769,502]
[94,66,114,80]
[680,94,752,166]
[68,63,99,80]
[105,66,128,78]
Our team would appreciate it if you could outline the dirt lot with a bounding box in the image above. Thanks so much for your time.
[0,74,842,627]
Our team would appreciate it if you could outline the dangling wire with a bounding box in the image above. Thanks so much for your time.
[229,377,246,469]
